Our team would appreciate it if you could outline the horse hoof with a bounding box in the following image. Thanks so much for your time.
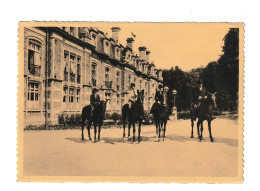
[211,138,214,142]
[82,137,84,140]
[191,135,194,138]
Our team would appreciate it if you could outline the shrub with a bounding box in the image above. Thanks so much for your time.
[111,112,121,123]
[74,113,82,126]
[104,113,112,120]
[143,111,153,125]
[58,113,65,125]
[69,114,75,125]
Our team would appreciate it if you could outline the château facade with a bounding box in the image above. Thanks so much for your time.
[23,27,163,125]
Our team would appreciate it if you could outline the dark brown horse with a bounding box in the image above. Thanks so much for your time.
[190,93,217,142]
[122,90,144,142]
[81,100,108,141]
[150,92,174,141]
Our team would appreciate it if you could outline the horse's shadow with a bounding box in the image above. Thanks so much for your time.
[65,137,90,144]
[65,134,238,147]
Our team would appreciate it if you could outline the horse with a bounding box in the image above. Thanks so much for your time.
[81,100,108,141]
[150,92,174,141]
[190,93,217,142]
[122,89,144,142]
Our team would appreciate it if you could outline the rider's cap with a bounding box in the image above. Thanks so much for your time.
[158,84,163,89]
[130,83,135,87]
[92,88,98,93]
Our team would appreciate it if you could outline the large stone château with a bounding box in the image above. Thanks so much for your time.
[24,27,163,125]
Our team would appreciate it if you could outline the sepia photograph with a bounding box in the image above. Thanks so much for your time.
[17,22,244,183]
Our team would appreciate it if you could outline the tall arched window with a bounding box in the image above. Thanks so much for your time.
[28,39,42,76]
[105,67,110,88]
[128,75,131,90]
[92,63,97,87]
[139,80,142,90]
[116,71,120,91]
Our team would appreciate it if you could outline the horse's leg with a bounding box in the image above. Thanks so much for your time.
[81,117,85,140]
[158,122,161,140]
[98,123,101,141]
[123,119,126,138]
[208,120,214,142]
[163,121,167,138]
[133,122,136,142]
[197,120,200,139]
[200,121,204,141]
[191,119,194,138]
[128,122,131,139]
[156,120,158,135]
[138,120,141,142]
[94,123,97,141]
[87,121,92,141]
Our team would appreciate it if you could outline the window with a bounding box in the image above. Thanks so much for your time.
[105,92,111,110]
[28,40,41,76]
[70,27,75,35]
[69,88,75,110]
[145,82,148,97]
[92,63,97,86]
[92,33,96,40]
[70,54,76,82]
[69,88,75,103]
[116,71,120,91]
[76,89,80,103]
[105,67,109,81]
[64,51,69,81]
[27,82,39,109]
[139,80,142,90]
[117,94,120,105]
[128,75,131,90]
[77,57,81,84]
[116,48,119,58]
[105,67,111,88]
[63,86,68,103]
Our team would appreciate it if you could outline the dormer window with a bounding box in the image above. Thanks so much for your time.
[92,33,96,40]
[116,48,119,58]
[70,27,75,36]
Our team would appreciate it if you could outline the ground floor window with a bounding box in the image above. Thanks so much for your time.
[76,89,80,109]
[69,88,75,110]
[27,82,39,109]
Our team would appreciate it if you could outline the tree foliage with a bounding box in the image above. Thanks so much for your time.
[162,28,239,112]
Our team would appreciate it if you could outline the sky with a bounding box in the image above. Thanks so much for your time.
[86,23,230,71]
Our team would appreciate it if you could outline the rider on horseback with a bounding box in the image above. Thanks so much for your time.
[197,80,216,120]
[90,88,100,116]
[128,83,137,109]
[155,84,164,104]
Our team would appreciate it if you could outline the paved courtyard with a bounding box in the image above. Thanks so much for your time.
[23,117,239,177]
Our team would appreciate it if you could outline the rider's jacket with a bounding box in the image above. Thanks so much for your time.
[90,93,100,105]
[198,86,209,100]
[155,90,164,104]
[128,88,137,102]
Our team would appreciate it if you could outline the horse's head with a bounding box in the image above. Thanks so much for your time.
[137,89,144,105]
[99,99,109,113]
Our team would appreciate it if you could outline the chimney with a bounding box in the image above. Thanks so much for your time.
[146,50,150,63]
[111,27,121,43]
[126,38,134,49]
[138,46,147,60]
